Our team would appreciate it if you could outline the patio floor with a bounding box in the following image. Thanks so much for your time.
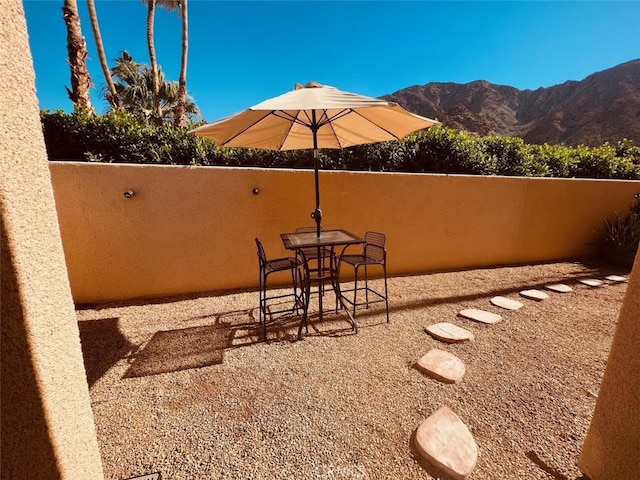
[76,260,630,480]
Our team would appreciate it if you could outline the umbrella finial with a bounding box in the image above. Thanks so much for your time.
[295,81,322,90]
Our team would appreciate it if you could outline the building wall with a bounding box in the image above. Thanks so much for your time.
[579,252,640,479]
[0,2,104,478]
[49,162,639,303]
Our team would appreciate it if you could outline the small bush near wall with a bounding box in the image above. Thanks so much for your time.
[41,111,640,179]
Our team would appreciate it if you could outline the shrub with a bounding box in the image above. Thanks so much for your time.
[40,111,640,180]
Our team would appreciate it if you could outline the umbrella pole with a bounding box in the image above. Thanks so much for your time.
[313,148,322,238]
[311,116,322,238]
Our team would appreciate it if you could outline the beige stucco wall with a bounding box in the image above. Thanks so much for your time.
[49,162,639,303]
[0,2,104,479]
[579,252,640,479]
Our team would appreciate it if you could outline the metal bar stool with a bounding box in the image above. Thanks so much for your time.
[255,238,302,341]
[294,226,338,311]
[338,231,390,322]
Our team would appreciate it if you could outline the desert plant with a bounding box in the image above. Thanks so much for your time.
[603,194,640,266]
[604,213,640,253]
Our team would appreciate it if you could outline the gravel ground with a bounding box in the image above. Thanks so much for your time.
[77,260,630,480]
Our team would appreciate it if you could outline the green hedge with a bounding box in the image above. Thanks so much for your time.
[41,110,640,179]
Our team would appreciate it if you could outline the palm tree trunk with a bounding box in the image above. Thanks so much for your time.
[174,0,188,127]
[86,0,120,109]
[145,0,163,124]
[62,0,93,113]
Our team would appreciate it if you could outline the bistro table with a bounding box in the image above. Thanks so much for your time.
[281,229,365,339]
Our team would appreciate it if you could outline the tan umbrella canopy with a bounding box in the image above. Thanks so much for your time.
[190,82,438,236]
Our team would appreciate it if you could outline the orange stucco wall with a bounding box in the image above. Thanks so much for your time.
[49,162,639,303]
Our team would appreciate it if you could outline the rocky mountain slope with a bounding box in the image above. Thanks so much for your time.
[382,59,640,146]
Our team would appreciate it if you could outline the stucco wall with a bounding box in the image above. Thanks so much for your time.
[0,2,103,479]
[579,252,640,479]
[49,162,639,303]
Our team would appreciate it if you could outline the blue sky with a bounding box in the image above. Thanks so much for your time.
[23,1,640,122]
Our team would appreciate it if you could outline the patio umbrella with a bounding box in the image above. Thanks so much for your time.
[189,82,438,237]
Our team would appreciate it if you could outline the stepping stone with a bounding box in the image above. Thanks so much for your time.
[426,322,474,343]
[605,275,628,282]
[545,283,573,293]
[519,289,549,301]
[458,308,502,325]
[416,349,466,384]
[415,406,478,480]
[578,278,605,287]
[490,296,523,311]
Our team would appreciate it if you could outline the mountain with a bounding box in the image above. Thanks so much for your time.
[382,59,640,146]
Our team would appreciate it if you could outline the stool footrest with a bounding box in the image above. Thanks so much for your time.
[341,286,386,307]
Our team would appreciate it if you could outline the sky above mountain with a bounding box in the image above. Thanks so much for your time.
[23,1,640,122]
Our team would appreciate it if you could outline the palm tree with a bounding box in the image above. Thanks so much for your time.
[142,0,181,125]
[86,0,120,109]
[110,52,150,117]
[174,0,189,128]
[110,51,201,124]
[143,0,159,122]
[62,0,93,113]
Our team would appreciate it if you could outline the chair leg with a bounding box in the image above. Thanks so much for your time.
[332,256,340,314]
[298,274,311,340]
[258,270,264,325]
[334,255,343,314]
[383,262,389,323]
[260,271,267,341]
[364,264,369,308]
[291,267,300,315]
[263,312,267,341]
[352,265,360,320]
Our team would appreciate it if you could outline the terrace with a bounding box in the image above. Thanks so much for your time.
[6,151,640,480]
[3,8,639,478]
[80,260,628,479]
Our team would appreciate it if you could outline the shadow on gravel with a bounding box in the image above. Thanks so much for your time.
[526,451,570,480]
[78,317,136,387]
[122,308,260,378]
[124,322,234,378]
[386,264,629,317]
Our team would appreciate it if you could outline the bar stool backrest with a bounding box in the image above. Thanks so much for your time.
[364,231,386,262]
[255,238,267,267]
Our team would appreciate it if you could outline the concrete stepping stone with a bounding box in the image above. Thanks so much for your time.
[426,323,474,343]
[605,275,628,282]
[578,278,605,287]
[458,308,502,324]
[490,296,523,311]
[415,406,478,480]
[519,289,549,301]
[416,349,466,384]
[545,283,573,293]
